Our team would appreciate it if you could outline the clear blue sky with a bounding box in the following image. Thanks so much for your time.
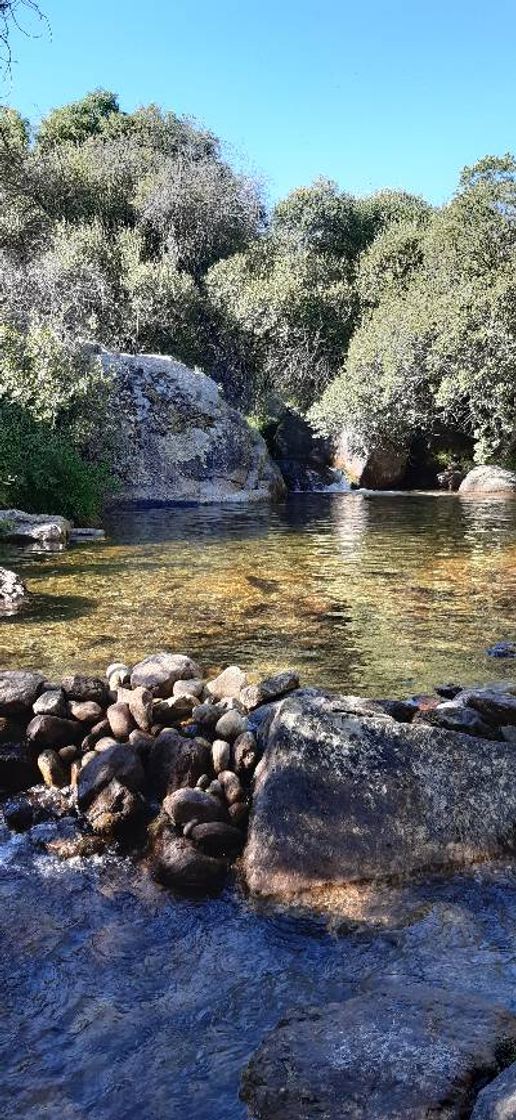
[5,0,516,205]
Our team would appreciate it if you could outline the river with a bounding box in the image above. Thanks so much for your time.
[2,492,516,1118]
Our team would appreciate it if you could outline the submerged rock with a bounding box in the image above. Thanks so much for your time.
[242,980,516,1119]
[244,689,516,900]
[0,567,27,613]
[91,345,285,504]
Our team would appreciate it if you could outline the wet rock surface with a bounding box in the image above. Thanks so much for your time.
[242,980,516,1119]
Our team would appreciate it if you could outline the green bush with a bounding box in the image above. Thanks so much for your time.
[0,402,115,524]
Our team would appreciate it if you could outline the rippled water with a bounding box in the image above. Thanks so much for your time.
[3,492,516,1118]
[1,492,516,695]
[2,823,516,1120]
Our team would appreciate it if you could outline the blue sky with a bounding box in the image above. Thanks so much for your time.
[5,0,516,205]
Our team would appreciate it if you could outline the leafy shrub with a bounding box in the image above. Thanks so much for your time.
[0,401,115,523]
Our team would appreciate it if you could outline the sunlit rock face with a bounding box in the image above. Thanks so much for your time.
[334,428,408,489]
[459,465,516,495]
[244,689,516,901]
[93,346,285,504]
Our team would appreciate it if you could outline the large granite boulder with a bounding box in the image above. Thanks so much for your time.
[333,429,408,489]
[244,689,516,900]
[242,980,516,1120]
[0,510,71,544]
[459,466,516,495]
[90,346,285,503]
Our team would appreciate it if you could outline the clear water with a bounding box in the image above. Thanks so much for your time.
[1,492,516,696]
[3,492,516,1119]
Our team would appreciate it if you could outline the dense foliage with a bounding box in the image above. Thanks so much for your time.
[1,88,515,508]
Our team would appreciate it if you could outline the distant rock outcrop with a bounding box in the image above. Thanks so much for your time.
[334,429,408,489]
[91,346,285,504]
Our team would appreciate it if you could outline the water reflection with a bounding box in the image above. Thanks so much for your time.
[0,494,515,695]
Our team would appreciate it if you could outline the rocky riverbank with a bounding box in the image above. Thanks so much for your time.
[3,653,516,1117]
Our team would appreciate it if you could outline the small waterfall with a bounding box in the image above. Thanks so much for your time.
[277,460,351,493]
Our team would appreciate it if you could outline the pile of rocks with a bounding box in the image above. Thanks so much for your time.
[0,653,299,893]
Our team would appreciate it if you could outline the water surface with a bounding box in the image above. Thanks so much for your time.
[1,492,516,695]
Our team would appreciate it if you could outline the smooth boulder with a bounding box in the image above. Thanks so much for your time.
[242,980,516,1119]
[152,830,228,894]
[147,730,211,798]
[0,670,45,715]
[130,652,202,697]
[459,465,516,495]
[244,689,516,899]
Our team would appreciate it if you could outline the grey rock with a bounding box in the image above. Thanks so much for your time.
[190,821,243,858]
[33,689,68,718]
[0,567,27,612]
[172,678,205,699]
[0,670,45,715]
[191,701,223,730]
[26,714,81,748]
[153,693,196,724]
[0,509,71,544]
[107,702,136,740]
[459,465,516,494]
[91,345,285,504]
[471,1060,516,1118]
[233,731,258,774]
[415,701,498,739]
[93,736,120,753]
[244,688,516,900]
[147,730,211,799]
[466,690,516,727]
[218,769,244,805]
[117,685,153,732]
[69,700,104,724]
[162,787,228,827]
[130,652,202,697]
[152,830,228,894]
[206,665,247,701]
[77,743,144,810]
[214,709,249,742]
[501,725,516,745]
[85,777,143,837]
[242,980,516,1120]
[212,739,231,773]
[61,674,108,706]
[241,670,300,710]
